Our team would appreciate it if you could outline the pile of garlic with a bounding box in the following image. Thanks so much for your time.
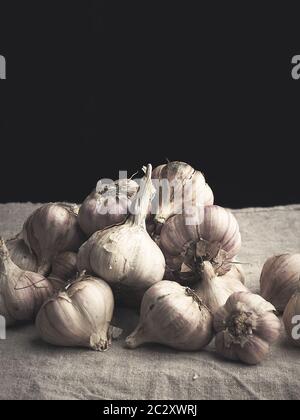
[0,161,298,365]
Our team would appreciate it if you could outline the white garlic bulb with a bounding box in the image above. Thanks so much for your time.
[36,274,114,351]
[260,253,300,312]
[214,292,281,365]
[77,164,166,307]
[195,261,249,314]
[23,203,85,276]
[6,234,37,272]
[160,205,241,282]
[78,179,139,237]
[0,238,54,326]
[283,291,300,347]
[126,280,214,350]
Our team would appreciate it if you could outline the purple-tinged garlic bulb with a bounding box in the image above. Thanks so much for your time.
[260,254,300,313]
[283,291,300,347]
[78,179,139,237]
[6,234,37,272]
[0,238,54,326]
[126,280,214,350]
[214,292,281,365]
[195,261,249,314]
[23,203,85,276]
[36,274,114,351]
[160,205,241,282]
[77,165,166,307]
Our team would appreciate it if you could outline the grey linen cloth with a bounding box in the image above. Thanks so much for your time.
[0,203,300,400]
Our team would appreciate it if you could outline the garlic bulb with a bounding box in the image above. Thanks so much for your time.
[214,292,281,365]
[78,179,139,237]
[283,291,300,347]
[51,251,78,281]
[260,254,300,312]
[78,164,166,307]
[36,274,114,351]
[6,234,37,272]
[195,261,249,314]
[150,161,208,228]
[126,280,214,350]
[160,205,241,281]
[0,238,54,326]
[23,203,85,276]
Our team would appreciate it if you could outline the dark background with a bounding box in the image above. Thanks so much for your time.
[0,1,299,208]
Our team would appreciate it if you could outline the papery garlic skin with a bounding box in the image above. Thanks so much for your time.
[23,203,85,276]
[260,254,300,313]
[78,165,166,307]
[160,205,241,281]
[195,261,249,314]
[0,239,54,326]
[151,161,208,225]
[126,280,214,350]
[6,235,37,272]
[203,183,214,206]
[283,291,300,347]
[214,292,281,365]
[36,275,114,351]
[51,251,78,281]
[78,179,139,237]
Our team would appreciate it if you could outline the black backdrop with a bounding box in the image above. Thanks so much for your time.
[0,1,299,208]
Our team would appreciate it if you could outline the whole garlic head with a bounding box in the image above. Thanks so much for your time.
[160,205,241,281]
[36,275,114,351]
[214,292,281,365]
[260,253,300,313]
[126,280,214,351]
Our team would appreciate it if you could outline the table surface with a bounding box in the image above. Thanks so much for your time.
[0,203,300,400]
